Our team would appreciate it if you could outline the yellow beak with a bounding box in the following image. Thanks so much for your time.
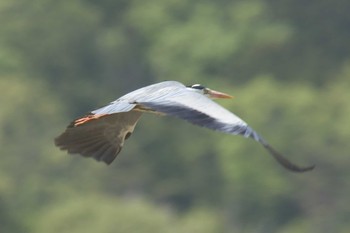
[207,89,234,99]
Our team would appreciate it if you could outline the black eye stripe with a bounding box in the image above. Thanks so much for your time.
[188,84,205,90]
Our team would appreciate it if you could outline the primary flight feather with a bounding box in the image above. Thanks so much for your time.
[55,81,314,172]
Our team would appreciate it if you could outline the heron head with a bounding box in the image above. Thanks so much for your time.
[187,84,233,99]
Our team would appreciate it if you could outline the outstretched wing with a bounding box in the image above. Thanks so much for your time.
[55,111,142,164]
[136,88,314,172]
[54,81,183,164]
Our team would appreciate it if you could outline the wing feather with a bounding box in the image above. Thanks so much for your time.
[137,92,249,136]
[55,111,142,164]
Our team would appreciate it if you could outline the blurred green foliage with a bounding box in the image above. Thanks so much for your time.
[1,0,349,232]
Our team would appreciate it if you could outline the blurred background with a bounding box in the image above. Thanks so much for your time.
[1,0,349,232]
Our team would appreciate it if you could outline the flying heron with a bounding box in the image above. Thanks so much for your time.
[55,81,314,172]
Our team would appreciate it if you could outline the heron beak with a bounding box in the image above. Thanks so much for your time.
[207,89,234,99]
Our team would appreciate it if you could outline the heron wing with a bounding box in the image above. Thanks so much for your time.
[92,81,185,115]
[136,89,251,136]
[55,111,142,164]
[54,81,183,164]
[136,89,314,172]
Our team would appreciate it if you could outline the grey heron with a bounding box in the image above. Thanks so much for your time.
[55,81,314,172]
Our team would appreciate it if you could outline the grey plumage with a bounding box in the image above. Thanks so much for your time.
[55,81,314,172]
